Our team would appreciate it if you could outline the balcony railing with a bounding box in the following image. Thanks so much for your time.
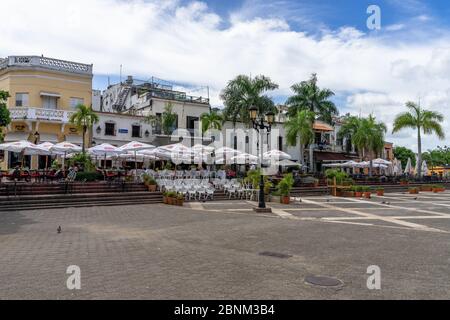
[9,107,75,123]
[0,56,92,75]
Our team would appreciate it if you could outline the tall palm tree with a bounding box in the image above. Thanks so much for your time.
[69,104,99,154]
[392,101,445,177]
[286,73,338,124]
[220,75,279,127]
[200,110,223,138]
[339,115,386,176]
[285,110,315,168]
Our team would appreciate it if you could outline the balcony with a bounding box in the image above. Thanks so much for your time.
[0,55,92,75]
[9,107,75,123]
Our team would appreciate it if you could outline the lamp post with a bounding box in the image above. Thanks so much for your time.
[249,106,274,212]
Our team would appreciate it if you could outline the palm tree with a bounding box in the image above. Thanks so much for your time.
[143,102,178,135]
[69,104,99,154]
[285,110,315,168]
[392,101,445,177]
[200,110,223,138]
[339,115,386,176]
[286,73,338,124]
[220,75,279,127]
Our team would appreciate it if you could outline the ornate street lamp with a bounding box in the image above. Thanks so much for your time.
[249,106,274,213]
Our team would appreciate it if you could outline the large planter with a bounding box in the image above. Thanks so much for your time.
[400,181,409,186]
[147,184,157,192]
[167,197,176,205]
[355,191,363,198]
[376,190,384,196]
[163,196,168,204]
[433,188,445,193]
[176,198,184,206]
[281,196,290,205]
[270,195,281,203]
[420,186,433,192]
[409,189,419,194]
[342,191,354,198]
[363,192,371,199]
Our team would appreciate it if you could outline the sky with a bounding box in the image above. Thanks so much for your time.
[1,0,450,151]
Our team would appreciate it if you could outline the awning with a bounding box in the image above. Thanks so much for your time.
[39,133,59,143]
[65,135,83,145]
[315,152,357,161]
[40,91,61,98]
[3,132,30,142]
[313,122,334,132]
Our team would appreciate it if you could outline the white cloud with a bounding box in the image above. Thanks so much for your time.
[0,0,449,151]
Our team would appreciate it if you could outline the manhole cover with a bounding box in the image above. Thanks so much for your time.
[305,275,343,287]
[259,251,292,259]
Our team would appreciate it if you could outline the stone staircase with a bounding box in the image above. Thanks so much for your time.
[0,182,163,211]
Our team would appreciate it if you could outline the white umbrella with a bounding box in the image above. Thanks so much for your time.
[118,141,155,173]
[88,143,124,169]
[37,142,57,169]
[192,144,214,153]
[372,158,392,165]
[396,158,403,176]
[50,142,82,169]
[156,143,194,165]
[263,150,291,161]
[276,159,301,167]
[231,153,259,165]
[0,140,51,168]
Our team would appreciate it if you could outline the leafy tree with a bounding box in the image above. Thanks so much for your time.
[286,73,338,124]
[392,101,445,177]
[69,104,99,153]
[338,115,386,175]
[220,75,278,127]
[422,146,450,169]
[0,90,11,142]
[284,110,315,167]
[144,102,178,135]
[393,146,416,168]
[200,110,222,136]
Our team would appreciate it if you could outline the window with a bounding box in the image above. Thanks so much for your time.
[42,96,57,109]
[105,122,116,136]
[152,113,162,134]
[278,136,283,151]
[70,97,84,109]
[15,93,29,107]
[132,125,141,138]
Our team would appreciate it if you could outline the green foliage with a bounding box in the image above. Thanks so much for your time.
[68,153,96,172]
[422,146,450,167]
[144,102,178,135]
[325,169,352,185]
[75,171,103,182]
[277,173,294,196]
[143,174,157,185]
[0,90,11,132]
[220,74,278,126]
[69,104,99,153]
[285,109,315,147]
[394,146,416,168]
[285,73,338,124]
[246,169,273,194]
[338,115,386,160]
[200,110,222,135]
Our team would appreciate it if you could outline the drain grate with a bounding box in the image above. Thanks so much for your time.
[305,275,343,287]
[259,251,292,259]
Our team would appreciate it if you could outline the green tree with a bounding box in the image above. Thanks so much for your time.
[220,75,278,127]
[338,115,386,175]
[0,90,11,142]
[69,104,99,153]
[200,110,222,138]
[284,110,315,168]
[392,101,445,177]
[393,146,416,168]
[144,102,178,135]
[286,73,338,124]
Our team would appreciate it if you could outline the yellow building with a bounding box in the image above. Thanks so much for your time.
[0,55,93,169]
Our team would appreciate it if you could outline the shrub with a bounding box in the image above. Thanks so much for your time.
[277,173,294,196]
[74,171,103,182]
[432,184,444,189]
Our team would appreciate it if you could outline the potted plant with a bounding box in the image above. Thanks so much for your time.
[176,193,184,206]
[432,184,445,193]
[420,185,433,192]
[354,186,363,198]
[363,186,371,199]
[313,178,319,188]
[277,173,294,204]
[143,174,158,192]
[270,190,281,203]
[409,187,419,194]
[400,178,409,185]
[163,191,168,204]
[376,187,384,196]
